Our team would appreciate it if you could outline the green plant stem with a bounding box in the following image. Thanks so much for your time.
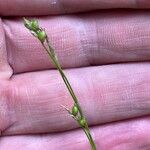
[83,127,96,150]
[41,40,97,150]
[23,18,96,150]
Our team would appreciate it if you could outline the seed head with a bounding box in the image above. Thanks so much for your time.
[72,105,79,116]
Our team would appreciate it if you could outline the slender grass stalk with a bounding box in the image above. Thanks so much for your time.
[23,18,97,150]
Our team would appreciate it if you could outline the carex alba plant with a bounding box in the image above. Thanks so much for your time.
[23,18,97,150]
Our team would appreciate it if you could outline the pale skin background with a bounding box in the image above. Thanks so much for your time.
[0,0,150,149]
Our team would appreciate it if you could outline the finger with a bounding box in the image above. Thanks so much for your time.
[0,0,150,16]
[0,19,12,80]
[0,117,150,150]
[3,10,150,74]
[1,63,150,135]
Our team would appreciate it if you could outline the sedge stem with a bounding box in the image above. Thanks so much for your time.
[23,18,97,150]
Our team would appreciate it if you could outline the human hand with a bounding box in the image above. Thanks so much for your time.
[0,1,150,149]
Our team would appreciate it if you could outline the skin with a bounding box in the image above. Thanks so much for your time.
[0,0,150,149]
